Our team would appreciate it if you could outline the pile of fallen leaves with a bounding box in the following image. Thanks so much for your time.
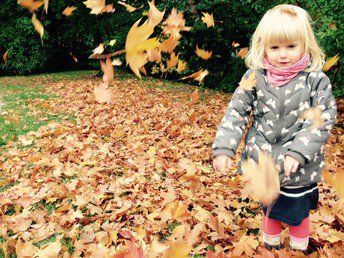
[0,73,343,257]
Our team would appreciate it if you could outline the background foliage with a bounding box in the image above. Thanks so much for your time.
[0,0,342,96]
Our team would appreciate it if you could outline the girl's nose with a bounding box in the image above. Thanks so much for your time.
[279,49,288,58]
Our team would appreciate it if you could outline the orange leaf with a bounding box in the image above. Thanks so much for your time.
[117,1,140,13]
[181,69,209,83]
[237,47,248,59]
[162,241,190,258]
[100,58,114,83]
[195,45,212,60]
[18,0,43,13]
[232,234,259,256]
[177,60,187,73]
[160,36,180,53]
[238,72,256,91]
[323,168,344,199]
[3,50,9,63]
[188,88,200,106]
[31,13,44,41]
[62,6,77,16]
[148,0,165,27]
[201,12,215,27]
[162,8,191,37]
[166,52,179,70]
[323,54,340,72]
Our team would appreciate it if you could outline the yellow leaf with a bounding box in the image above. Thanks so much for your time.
[176,60,187,73]
[160,36,180,53]
[18,0,43,13]
[162,8,191,38]
[43,0,48,13]
[83,0,105,14]
[181,69,209,83]
[112,58,123,66]
[241,151,280,206]
[195,45,212,60]
[323,54,340,72]
[148,0,165,27]
[166,52,179,70]
[237,47,248,59]
[232,235,259,256]
[31,14,44,41]
[15,238,39,257]
[162,241,190,258]
[301,107,324,128]
[238,72,256,91]
[323,168,344,199]
[117,1,138,12]
[62,6,77,16]
[93,43,104,55]
[201,12,215,27]
[109,39,117,46]
[125,19,160,78]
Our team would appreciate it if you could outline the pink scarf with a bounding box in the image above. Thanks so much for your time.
[263,54,310,86]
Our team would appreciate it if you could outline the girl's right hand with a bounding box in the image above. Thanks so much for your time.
[213,155,234,175]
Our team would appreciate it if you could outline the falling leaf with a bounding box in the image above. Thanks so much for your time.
[83,0,114,14]
[93,43,105,55]
[241,151,280,206]
[94,82,112,103]
[147,47,161,62]
[237,47,248,59]
[69,51,78,62]
[117,1,138,13]
[31,13,44,41]
[166,52,179,70]
[109,39,117,46]
[232,41,240,47]
[18,0,43,12]
[176,60,187,73]
[188,88,200,106]
[43,0,48,13]
[100,58,114,83]
[162,8,191,38]
[301,107,324,128]
[195,45,212,60]
[112,58,123,66]
[3,50,9,63]
[62,6,77,16]
[201,12,215,27]
[181,69,209,83]
[238,72,256,91]
[323,54,340,72]
[125,19,160,78]
[148,0,165,27]
[160,36,180,53]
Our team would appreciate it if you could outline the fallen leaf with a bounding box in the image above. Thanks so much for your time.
[323,54,340,72]
[323,168,344,199]
[162,241,190,258]
[94,82,112,103]
[201,12,215,27]
[232,234,259,256]
[188,88,200,106]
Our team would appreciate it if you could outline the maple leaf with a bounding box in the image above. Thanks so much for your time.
[201,12,215,27]
[238,72,256,90]
[160,36,180,53]
[206,250,226,258]
[177,60,187,73]
[241,151,280,206]
[31,13,44,42]
[83,0,114,14]
[15,238,39,257]
[147,47,161,62]
[181,69,209,83]
[232,41,240,47]
[100,57,114,83]
[301,107,324,128]
[62,6,77,16]
[195,45,212,60]
[323,169,344,199]
[93,43,105,55]
[237,47,248,59]
[117,1,141,13]
[253,247,275,258]
[94,82,112,103]
[162,8,191,38]
[188,88,200,106]
[35,235,63,258]
[148,0,165,27]
[166,52,179,70]
[162,241,190,258]
[232,234,259,256]
[323,54,340,72]
[18,0,43,13]
[125,19,160,78]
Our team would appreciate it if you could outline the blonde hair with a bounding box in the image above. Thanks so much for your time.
[245,4,325,71]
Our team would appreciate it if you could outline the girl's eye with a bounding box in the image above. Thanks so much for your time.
[288,45,295,48]
[271,46,279,49]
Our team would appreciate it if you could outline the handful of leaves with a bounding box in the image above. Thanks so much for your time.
[241,151,280,207]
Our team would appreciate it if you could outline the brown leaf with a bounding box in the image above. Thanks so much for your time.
[232,234,259,256]
[3,50,9,63]
[188,88,200,106]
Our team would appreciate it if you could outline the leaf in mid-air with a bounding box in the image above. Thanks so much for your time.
[323,54,340,72]
[31,14,44,41]
[237,47,248,59]
[62,6,77,16]
[301,107,324,128]
[195,45,212,60]
[18,0,43,13]
[176,60,187,73]
[201,12,215,27]
[181,69,209,83]
[100,58,114,83]
[148,0,165,27]
[117,1,140,13]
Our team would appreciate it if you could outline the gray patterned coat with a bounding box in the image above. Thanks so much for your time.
[212,69,337,187]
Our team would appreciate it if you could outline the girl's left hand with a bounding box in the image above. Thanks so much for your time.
[284,156,300,176]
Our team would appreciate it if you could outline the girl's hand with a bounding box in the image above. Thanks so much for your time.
[284,156,300,176]
[213,155,233,175]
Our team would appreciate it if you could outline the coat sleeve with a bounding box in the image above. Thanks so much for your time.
[212,70,255,158]
[285,73,337,166]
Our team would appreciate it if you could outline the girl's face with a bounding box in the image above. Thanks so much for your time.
[265,40,303,68]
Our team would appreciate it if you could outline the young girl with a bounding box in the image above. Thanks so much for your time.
[212,4,337,252]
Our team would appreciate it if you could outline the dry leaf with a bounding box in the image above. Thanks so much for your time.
[160,36,180,53]
[109,39,117,46]
[100,58,114,83]
[83,0,114,14]
[117,1,138,13]
[188,88,200,106]
[301,107,324,128]
[148,0,165,27]
[238,72,256,91]
[232,41,240,47]
[147,47,161,62]
[323,54,340,72]
[241,151,280,206]
[112,58,123,66]
[232,234,259,256]
[31,13,44,41]
[162,8,191,38]
[93,43,105,55]
[201,12,215,27]
[62,6,77,16]
[195,45,212,60]
[237,47,248,59]
[177,60,187,73]
[43,0,48,13]
[166,52,179,70]
[3,50,9,63]
[162,241,190,258]
[181,69,209,83]
[94,82,112,103]
[69,51,78,63]
[323,169,344,199]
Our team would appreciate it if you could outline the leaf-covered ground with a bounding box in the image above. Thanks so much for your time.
[0,71,343,257]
